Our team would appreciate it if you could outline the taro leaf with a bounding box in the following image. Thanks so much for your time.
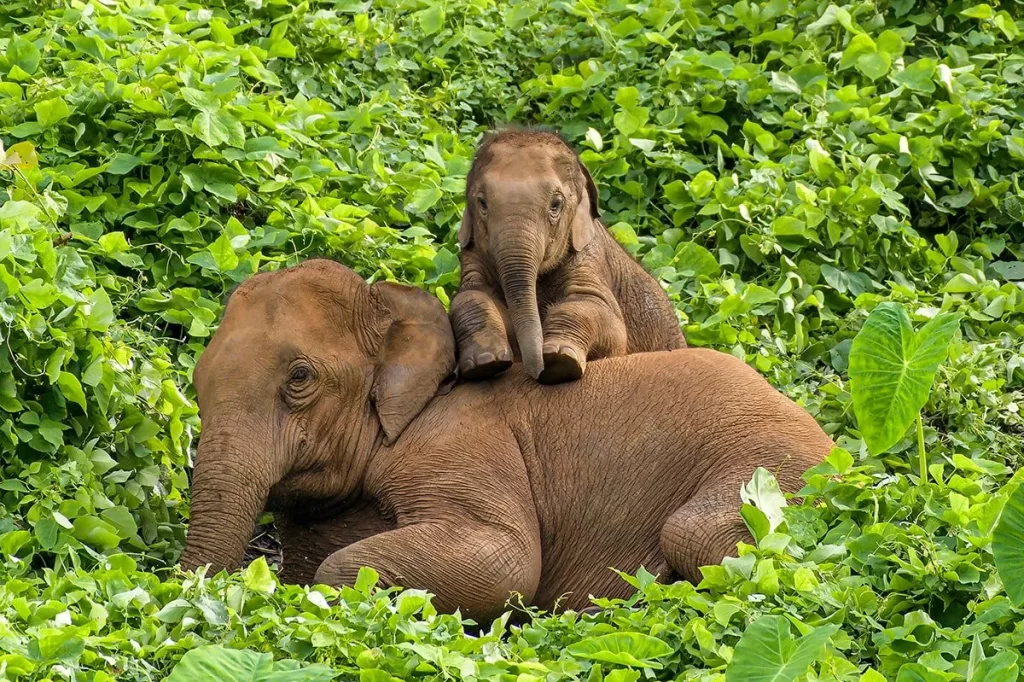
[740,467,787,533]
[165,645,337,682]
[993,478,1024,607]
[848,303,961,455]
[565,633,673,669]
[725,615,838,682]
[243,556,276,594]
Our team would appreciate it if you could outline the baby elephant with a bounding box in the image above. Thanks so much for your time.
[452,128,686,384]
[181,260,832,621]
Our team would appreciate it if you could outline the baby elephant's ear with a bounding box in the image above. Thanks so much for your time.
[577,159,600,219]
[571,159,600,252]
[458,207,473,248]
[369,282,456,445]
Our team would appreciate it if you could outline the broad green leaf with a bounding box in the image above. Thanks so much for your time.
[848,303,961,455]
[565,633,672,669]
[725,616,838,682]
[243,557,276,594]
[107,154,143,175]
[417,6,445,34]
[57,372,87,411]
[740,467,787,533]
[166,645,337,682]
[994,481,1024,607]
[208,233,240,272]
[675,241,720,278]
[857,51,890,80]
[7,38,40,74]
[71,516,121,550]
[34,97,71,128]
[86,289,114,332]
[891,58,937,93]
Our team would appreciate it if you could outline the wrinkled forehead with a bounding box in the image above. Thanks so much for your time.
[196,274,359,379]
[477,141,577,186]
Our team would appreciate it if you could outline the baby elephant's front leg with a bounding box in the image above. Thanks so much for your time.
[315,522,541,621]
[540,297,628,384]
[450,290,515,380]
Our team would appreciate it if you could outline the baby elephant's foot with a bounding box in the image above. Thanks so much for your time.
[539,342,585,384]
[459,345,513,381]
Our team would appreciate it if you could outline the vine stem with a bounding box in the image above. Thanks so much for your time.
[917,412,927,484]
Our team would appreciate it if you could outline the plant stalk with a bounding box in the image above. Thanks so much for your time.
[917,412,927,484]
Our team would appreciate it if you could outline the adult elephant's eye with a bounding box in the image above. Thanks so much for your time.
[549,195,563,217]
[288,364,314,386]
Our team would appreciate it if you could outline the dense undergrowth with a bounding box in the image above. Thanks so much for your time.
[0,0,1023,679]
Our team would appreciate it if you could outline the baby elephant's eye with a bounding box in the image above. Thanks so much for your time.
[477,195,487,211]
[549,196,563,216]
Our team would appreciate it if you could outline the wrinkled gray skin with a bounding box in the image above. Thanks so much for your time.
[180,260,832,621]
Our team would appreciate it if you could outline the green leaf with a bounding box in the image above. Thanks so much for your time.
[675,241,720,278]
[726,616,838,682]
[7,38,41,74]
[848,303,962,455]
[166,645,337,682]
[994,481,1024,607]
[740,468,787,533]
[71,516,121,550]
[107,153,143,175]
[891,58,937,93]
[57,372,87,411]
[960,4,994,19]
[463,26,497,46]
[243,557,276,594]
[208,232,240,272]
[86,289,114,332]
[857,51,891,80]
[689,171,717,200]
[33,97,71,128]
[566,633,673,669]
[417,6,445,34]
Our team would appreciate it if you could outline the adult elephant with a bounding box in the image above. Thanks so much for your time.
[180,260,832,620]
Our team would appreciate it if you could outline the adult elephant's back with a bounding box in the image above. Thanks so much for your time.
[509,348,832,606]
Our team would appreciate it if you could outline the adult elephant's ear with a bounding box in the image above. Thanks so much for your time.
[369,282,456,445]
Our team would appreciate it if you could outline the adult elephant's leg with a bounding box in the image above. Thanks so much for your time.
[660,483,751,583]
[450,289,515,380]
[539,296,627,384]
[315,522,542,621]
[277,502,396,585]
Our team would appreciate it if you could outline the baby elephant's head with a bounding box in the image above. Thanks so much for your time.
[180,260,454,574]
[459,128,601,377]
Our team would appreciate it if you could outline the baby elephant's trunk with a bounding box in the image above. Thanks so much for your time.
[495,246,544,379]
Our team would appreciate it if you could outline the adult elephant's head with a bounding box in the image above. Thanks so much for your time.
[459,129,600,379]
[178,259,455,574]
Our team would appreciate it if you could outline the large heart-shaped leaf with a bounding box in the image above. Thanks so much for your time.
[565,633,673,669]
[848,303,961,455]
[165,646,337,682]
[993,470,1024,607]
[725,615,838,682]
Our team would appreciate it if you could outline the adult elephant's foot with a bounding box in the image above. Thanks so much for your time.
[538,342,585,384]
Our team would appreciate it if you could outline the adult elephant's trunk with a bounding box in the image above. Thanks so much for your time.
[495,240,544,379]
[179,428,275,574]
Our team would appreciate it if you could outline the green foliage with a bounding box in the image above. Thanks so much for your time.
[993,471,1024,607]
[165,645,338,682]
[848,302,961,462]
[0,0,1021,679]
[725,616,838,682]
